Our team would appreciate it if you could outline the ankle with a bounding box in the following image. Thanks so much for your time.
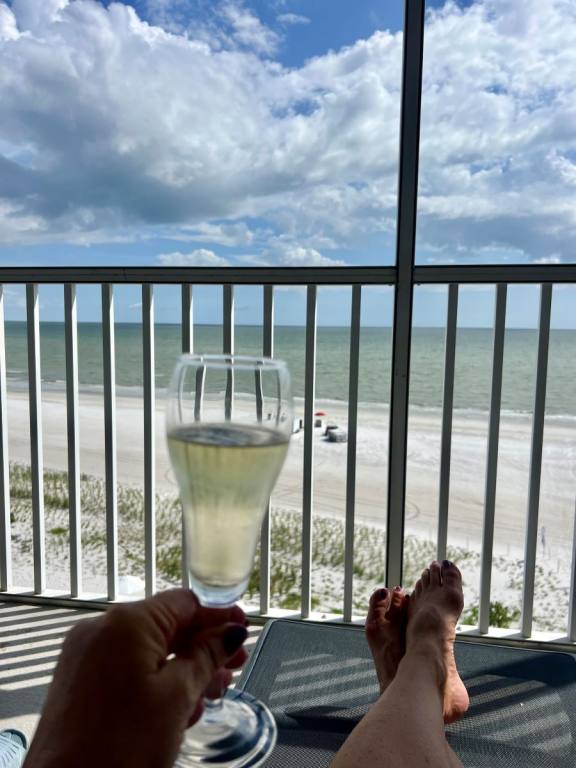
[401,642,446,691]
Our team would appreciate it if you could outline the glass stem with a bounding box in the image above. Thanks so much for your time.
[202,673,227,714]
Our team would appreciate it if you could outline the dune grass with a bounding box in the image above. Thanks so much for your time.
[7,463,566,631]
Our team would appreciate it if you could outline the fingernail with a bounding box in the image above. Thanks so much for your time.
[223,624,247,655]
[376,588,388,600]
[442,560,453,568]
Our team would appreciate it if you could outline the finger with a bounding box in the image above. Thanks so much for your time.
[143,589,246,654]
[203,669,233,701]
[162,622,248,707]
[172,610,247,658]
[188,698,204,727]
[225,646,248,670]
[187,669,234,727]
[141,589,201,652]
[193,604,246,630]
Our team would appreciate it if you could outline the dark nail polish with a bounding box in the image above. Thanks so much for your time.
[442,560,453,568]
[223,624,247,655]
[376,588,388,600]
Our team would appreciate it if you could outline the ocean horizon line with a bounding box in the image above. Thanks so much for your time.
[4,320,575,332]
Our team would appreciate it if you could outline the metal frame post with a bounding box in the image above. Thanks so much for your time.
[386,0,425,587]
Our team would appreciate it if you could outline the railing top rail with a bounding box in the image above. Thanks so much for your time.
[414,264,576,284]
[0,263,574,285]
[0,266,396,285]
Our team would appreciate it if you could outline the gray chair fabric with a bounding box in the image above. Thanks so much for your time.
[237,619,576,767]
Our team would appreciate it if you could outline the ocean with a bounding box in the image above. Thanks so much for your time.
[4,322,576,416]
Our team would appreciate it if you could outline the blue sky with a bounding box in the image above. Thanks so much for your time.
[0,0,575,326]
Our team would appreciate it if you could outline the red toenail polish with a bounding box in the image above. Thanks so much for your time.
[442,560,453,568]
[377,588,388,600]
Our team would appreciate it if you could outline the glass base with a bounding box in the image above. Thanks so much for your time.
[174,689,277,768]
[188,573,249,607]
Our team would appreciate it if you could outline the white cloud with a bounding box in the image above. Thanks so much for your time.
[157,248,230,267]
[220,1,280,54]
[143,0,190,34]
[415,0,576,261]
[0,3,19,40]
[179,221,256,247]
[534,254,562,265]
[264,242,346,267]
[236,242,345,267]
[0,0,575,266]
[278,246,344,267]
[0,0,402,248]
[277,13,310,26]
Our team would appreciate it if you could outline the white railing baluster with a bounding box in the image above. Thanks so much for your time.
[223,285,234,420]
[437,284,458,561]
[568,499,576,642]
[101,284,118,601]
[259,285,274,615]
[478,284,507,633]
[64,284,82,597]
[301,285,317,618]
[26,284,45,594]
[180,284,193,589]
[0,286,11,591]
[521,283,552,637]
[142,284,156,597]
[343,285,362,622]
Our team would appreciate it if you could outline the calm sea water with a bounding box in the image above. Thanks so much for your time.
[4,322,576,416]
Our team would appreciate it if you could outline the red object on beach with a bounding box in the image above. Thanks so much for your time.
[315,410,327,416]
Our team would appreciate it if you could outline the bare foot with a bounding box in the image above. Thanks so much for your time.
[406,560,469,724]
[365,586,408,693]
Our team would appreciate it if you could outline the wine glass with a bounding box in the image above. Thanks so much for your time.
[166,354,293,767]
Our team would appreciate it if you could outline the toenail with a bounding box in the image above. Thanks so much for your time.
[376,588,388,600]
[393,585,402,591]
[442,560,454,568]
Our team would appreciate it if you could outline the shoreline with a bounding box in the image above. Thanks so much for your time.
[6,380,576,425]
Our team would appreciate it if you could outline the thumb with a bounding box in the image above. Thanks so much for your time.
[161,623,248,710]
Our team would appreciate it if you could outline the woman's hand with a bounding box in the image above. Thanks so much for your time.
[24,590,248,768]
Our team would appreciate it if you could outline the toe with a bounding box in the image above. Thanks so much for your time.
[441,561,464,613]
[391,586,405,606]
[386,587,406,620]
[429,561,442,586]
[414,578,423,597]
[421,568,430,588]
[441,560,462,586]
[367,587,391,625]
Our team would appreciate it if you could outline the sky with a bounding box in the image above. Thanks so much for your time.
[0,0,575,326]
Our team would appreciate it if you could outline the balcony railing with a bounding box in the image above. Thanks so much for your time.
[0,265,575,654]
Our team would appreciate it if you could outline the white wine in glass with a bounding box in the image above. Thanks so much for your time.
[166,355,292,767]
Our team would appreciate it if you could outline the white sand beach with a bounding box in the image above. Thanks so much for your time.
[5,388,575,566]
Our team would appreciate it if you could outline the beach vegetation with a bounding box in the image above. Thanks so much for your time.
[49,526,68,536]
[5,462,564,633]
[462,602,521,629]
